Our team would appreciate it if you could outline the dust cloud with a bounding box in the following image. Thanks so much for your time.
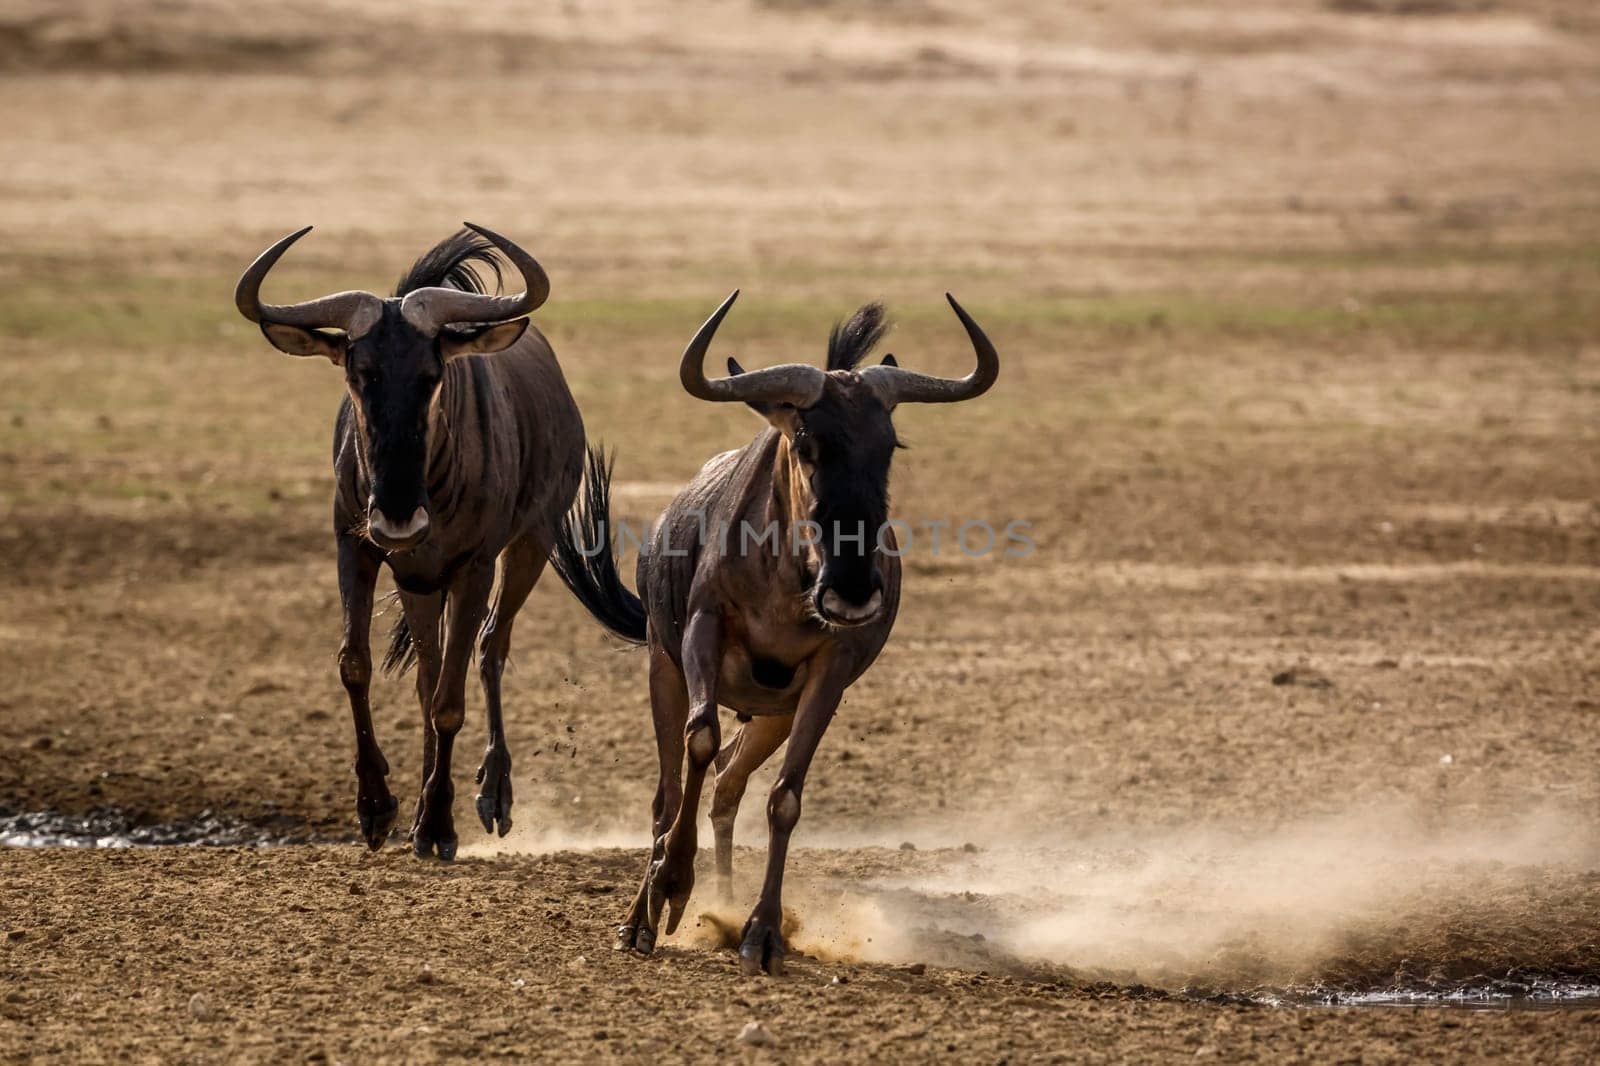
[789,807,1600,990]
[460,795,1598,991]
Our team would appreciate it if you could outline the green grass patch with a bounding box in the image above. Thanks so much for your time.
[3,255,1596,356]
[5,252,1595,510]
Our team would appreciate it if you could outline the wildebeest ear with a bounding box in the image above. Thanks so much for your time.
[727,356,779,416]
[439,318,529,359]
[261,323,346,364]
[881,353,898,367]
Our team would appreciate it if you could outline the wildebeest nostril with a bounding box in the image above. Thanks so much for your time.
[819,569,879,610]
[818,586,884,626]
[368,505,430,544]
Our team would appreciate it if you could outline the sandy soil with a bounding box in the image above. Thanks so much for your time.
[2,0,1600,1061]
[2,845,1599,1063]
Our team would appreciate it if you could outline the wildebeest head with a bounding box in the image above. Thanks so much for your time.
[235,224,546,550]
[680,292,999,627]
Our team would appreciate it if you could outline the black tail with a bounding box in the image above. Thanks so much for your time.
[551,445,647,646]
[381,594,417,677]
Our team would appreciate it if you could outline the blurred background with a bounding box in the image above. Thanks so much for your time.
[2,0,1597,839]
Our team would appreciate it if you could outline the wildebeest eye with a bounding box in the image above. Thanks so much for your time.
[793,434,820,465]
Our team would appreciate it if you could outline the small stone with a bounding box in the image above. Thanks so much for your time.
[188,993,212,1021]
[416,964,435,985]
[830,975,847,986]
[898,841,916,851]
[1271,666,1333,689]
[1439,754,1454,766]
[737,1021,778,1047]
[904,962,927,976]
[348,882,364,896]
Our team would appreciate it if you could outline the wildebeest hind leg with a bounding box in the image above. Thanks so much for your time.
[711,714,793,902]
[644,610,721,942]
[473,538,548,837]
[337,534,398,850]
[617,639,688,955]
[414,560,495,861]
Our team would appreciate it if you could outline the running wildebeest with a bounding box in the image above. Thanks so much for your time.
[552,292,999,973]
[235,223,584,860]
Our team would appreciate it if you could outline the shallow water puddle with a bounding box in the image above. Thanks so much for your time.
[0,809,320,848]
[1290,984,1600,1012]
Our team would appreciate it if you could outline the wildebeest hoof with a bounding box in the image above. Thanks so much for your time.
[412,832,457,864]
[412,829,458,862]
[647,862,694,938]
[357,792,399,851]
[739,917,786,976]
[473,791,511,838]
[614,922,655,956]
[411,777,456,860]
[474,747,514,837]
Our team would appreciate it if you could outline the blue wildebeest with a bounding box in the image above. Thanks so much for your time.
[552,293,999,972]
[235,224,583,859]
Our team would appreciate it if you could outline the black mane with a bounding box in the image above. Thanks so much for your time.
[394,230,504,297]
[826,302,890,371]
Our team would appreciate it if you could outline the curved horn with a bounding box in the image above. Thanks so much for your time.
[399,221,551,335]
[679,290,826,407]
[858,293,999,406]
[235,226,382,335]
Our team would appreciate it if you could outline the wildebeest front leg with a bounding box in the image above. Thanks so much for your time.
[337,534,398,850]
[644,610,721,945]
[399,590,442,841]
[413,560,495,861]
[474,538,548,838]
[739,656,850,976]
[711,714,793,901]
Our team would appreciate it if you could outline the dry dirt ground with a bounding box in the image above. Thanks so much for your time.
[3,0,1600,1061]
